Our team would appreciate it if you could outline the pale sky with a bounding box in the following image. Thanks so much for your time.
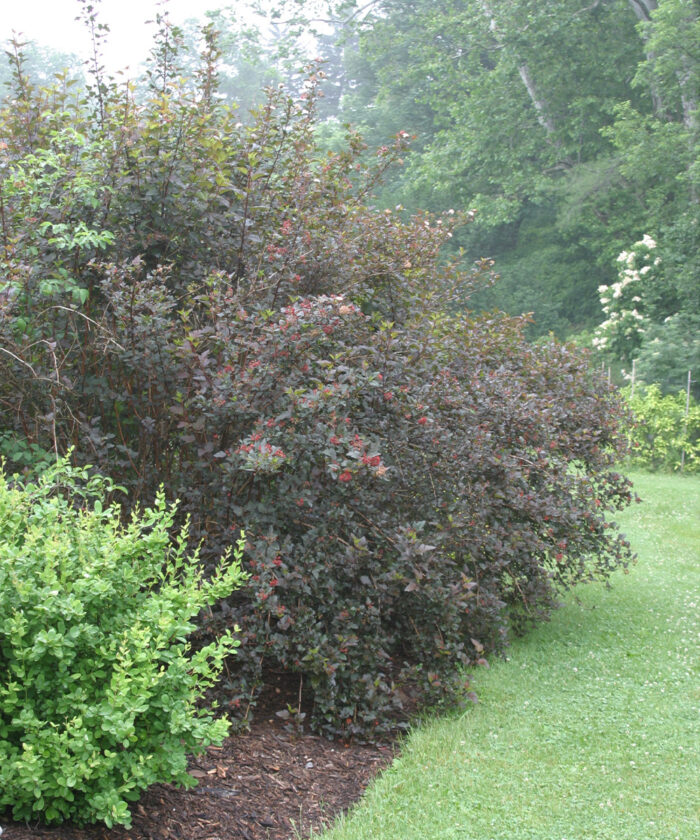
[2,0,239,75]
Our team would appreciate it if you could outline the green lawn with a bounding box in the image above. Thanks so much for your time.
[317,472,700,840]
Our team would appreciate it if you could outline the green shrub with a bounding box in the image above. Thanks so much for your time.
[623,384,700,472]
[0,459,245,827]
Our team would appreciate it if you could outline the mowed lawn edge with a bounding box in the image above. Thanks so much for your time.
[315,472,700,840]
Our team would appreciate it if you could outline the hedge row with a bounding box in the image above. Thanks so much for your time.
[0,29,635,743]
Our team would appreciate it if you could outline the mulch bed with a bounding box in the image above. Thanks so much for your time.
[1,677,398,840]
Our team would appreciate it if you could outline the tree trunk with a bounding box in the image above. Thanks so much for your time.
[678,60,698,132]
[627,0,658,23]
[478,0,558,139]
[627,0,666,116]
[517,62,557,135]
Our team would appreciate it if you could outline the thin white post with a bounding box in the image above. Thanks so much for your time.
[681,370,691,471]
[630,358,636,399]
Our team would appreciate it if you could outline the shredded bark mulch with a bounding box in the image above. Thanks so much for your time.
[1,689,397,840]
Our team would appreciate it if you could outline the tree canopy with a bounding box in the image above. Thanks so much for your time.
[285,0,697,374]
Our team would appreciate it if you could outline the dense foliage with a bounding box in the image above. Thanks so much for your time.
[632,313,700,400]
[0,25,636,740]
[279,0,698,354]
[623,385,700,472]
[0,460,245,827]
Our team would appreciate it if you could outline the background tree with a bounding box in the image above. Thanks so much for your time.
[275,0,697,385]
[332,0,651,337]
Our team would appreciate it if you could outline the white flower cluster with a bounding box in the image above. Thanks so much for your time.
[593,234,660,359]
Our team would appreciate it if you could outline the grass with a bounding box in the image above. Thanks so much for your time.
[317,472,700,840]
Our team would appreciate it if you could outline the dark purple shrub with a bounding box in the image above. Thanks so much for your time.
[0,34,634,738]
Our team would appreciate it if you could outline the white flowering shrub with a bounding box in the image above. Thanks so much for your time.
[593,234,660,363]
